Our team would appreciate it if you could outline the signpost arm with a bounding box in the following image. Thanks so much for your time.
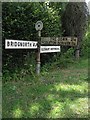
[36,30,41,75]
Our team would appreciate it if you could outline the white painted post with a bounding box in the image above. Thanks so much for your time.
[36,30,41,75]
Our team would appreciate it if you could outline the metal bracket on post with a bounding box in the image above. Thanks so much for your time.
[35,21,43,75]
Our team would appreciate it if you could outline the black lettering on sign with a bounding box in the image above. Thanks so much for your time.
[14,42,17,47]
[24,42,27,47]
[18,42,21,46]
[22,42,24,47]
[7,41,10,46]
[29,43,32,47]
[11,41,13,46]
[33,43,37,47]
[51,48,59,50]
[42,48,49,51]
[27,42,29,47]
[74,38,76,41]
[51,48,54,50]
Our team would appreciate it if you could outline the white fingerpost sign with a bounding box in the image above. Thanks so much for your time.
[5,39,37,49]
[40,46,61,53]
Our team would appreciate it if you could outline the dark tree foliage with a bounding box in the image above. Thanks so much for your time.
[61,2,89,52]
[2,2,63,72]
[3,2,88,73]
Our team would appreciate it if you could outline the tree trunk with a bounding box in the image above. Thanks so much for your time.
[75,43,80,60]
[75,49,80,60]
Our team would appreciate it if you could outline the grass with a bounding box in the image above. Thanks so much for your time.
[2,58,89,118]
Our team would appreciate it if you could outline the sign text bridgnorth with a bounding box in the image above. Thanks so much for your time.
[5,39,37,49]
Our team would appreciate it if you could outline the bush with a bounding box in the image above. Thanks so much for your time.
[3,52,36,82]
[81,31,90,58]
[41,48,75,74]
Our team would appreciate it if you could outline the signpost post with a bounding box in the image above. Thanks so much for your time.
[35,21,43,75]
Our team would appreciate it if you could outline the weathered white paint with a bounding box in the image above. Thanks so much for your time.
[40,46,61,53]
[5,39,37,49]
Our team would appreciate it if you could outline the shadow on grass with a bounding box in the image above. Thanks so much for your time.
[2,58,89,118]
[2,77,88,118]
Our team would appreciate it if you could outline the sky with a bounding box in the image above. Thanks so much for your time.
[86,0,90,4]
[86,0,90,14]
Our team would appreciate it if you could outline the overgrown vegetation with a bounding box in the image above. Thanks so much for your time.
[2,2,89,81]
[3,58,88,118]
[2,2,89,118]
[61,2,89,59]
[2,2,63,73]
